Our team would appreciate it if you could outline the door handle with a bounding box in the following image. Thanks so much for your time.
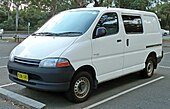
[117,39,122,42]
[93,53,99,56]
[126,39,129,46]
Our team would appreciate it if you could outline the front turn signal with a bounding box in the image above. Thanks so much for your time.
[56,58,71,67]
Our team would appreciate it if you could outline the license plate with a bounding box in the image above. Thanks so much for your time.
[17,72,28,81]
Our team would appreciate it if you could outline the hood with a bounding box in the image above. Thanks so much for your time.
[12,36,77,60]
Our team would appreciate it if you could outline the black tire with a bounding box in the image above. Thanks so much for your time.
[141,56,156,78]
[65,71,93,103]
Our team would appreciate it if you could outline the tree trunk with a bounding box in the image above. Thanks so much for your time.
[50,0,57,16]
[94,0,104,7]
[93,0,99,7]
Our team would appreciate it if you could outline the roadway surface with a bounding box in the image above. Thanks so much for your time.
[0,37,170,109]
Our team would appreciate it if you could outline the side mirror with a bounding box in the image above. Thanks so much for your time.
[95,27,106,38]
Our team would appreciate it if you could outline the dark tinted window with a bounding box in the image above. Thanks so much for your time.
[122,15,143,34]
[94,13,118,37]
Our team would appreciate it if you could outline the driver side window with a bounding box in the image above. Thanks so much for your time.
[93,13,119,38]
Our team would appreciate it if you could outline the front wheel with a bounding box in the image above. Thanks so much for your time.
[65,71,93,103]
[141,56,156,78]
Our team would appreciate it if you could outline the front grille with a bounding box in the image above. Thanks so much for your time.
[14,57,41,66]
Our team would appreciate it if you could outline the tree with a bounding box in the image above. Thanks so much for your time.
[159,3,170,30]
[29,0,61,16]
[130,0,151,10]
[0,0,169,31]
[0,7,8,23]
[0,16,15,31]
[92,0,153,10]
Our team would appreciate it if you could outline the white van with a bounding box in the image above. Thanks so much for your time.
[8,7,163,103]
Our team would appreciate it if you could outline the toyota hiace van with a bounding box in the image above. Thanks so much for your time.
[8,7,163,102]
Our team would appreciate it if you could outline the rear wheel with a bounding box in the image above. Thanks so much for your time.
[65,71,93,103]
[141,56,156,78]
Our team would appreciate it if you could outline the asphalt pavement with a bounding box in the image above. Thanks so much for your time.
[0,37,170,109]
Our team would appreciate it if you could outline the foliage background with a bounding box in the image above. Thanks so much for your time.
[0,0,170,32]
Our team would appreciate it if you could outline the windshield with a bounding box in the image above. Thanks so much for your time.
[35,10,99,36]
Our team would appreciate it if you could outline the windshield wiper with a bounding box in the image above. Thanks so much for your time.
[32,32,83,37]
[58,32,83,36]
[32,32,59,36]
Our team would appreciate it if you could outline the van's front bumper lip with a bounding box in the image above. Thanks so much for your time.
[157,51,163,64]
[7,61,75,91]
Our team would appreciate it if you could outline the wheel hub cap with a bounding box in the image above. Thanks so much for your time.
[147,61,154,75]
[74,77,90,99]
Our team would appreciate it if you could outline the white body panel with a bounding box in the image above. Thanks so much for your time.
[10,7,162,84]
[61,33,93,70]
[11,36,77,60]
[92,34,124,82]
[91,11,125,82]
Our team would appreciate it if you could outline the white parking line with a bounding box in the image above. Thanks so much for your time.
[0,83,16,88]
[83,76,165,109]
[159,65,170,69]
[0,56,9,59]
[0,66,7,69]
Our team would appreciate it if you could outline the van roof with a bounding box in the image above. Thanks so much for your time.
[68,7,156,16]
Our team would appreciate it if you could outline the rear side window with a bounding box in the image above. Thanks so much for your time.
[122,15,143,34]
[143,15,159,33]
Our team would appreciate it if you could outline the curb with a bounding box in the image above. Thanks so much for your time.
[0,87,46,109]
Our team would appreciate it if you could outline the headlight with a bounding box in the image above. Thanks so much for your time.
[9,52,14,62]
[39,58,70,68]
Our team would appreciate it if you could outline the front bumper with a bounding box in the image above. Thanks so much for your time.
[7,61,75,91]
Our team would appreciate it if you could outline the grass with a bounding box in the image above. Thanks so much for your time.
[163,38,170,41]
[163,37,170,44]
